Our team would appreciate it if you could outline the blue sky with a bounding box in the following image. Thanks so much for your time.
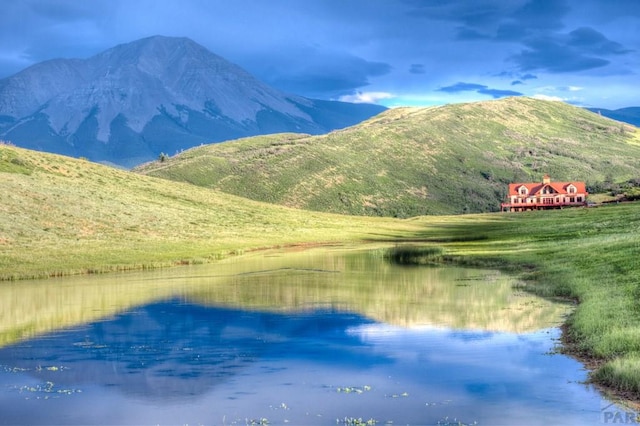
[0,0,638,109]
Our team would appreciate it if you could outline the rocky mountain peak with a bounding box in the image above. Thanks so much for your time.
[0,36,386,167]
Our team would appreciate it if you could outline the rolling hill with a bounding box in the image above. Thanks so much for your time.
[0,142,426,280]
[0,36,385,168]
[136,97,640,217]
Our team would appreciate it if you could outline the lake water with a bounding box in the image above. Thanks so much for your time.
[0,246,622,425]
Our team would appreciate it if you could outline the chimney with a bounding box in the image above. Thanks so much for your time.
[543,174,551,184]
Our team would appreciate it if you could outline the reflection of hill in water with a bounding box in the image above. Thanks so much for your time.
[0,246,571,348]
[185,250,571,333]
[0,303,383,401]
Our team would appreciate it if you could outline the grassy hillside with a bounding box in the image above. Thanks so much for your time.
[136,97,640,217]
[1,143,639,402]
[0,143,425,280]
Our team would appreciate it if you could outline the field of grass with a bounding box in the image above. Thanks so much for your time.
[0,144,426,280]
[1,143,639,404]
[137,97,640,217]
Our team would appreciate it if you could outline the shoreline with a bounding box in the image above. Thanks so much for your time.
[560,322,640,411]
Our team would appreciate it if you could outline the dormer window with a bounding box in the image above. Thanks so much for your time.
[519,186,527,195]
[567,185,577,194]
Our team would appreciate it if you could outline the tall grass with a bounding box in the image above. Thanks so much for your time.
[593,356,640,395]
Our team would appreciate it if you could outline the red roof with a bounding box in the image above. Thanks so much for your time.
[507,180,587,196]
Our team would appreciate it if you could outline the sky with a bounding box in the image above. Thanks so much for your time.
[0,0,638,109]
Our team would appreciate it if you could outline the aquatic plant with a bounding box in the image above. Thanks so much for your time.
[340,417,377,425]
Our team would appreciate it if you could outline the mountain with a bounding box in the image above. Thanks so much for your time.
[136,97,640,217]
[588,107,640,127]
[0,36,385,167]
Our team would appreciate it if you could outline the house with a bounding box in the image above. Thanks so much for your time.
[501,174,588,212]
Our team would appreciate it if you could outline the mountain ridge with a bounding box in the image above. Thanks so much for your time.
[588,106,640,127]
[0,36,385,167]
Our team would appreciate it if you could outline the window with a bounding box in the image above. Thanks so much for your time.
[577,196,582,202]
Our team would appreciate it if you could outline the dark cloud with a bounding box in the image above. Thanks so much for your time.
[489,0,571,42]
[437,82,522,99]
[409,64,426,74]
[0,0,638,107]
[404,0,571,43]
[264,53,392,98]
[28,0,109,21]
[568,27,632,55]
[456,27,491,41]
[438,82,488,93]
[512,0,569,31]
[403,0,511,28]
[511,27,631,73]
[514,43,609,72]
[0,0,113,71]
[495,23,529,41]
[404,0,632,77]
[478,87,523,98]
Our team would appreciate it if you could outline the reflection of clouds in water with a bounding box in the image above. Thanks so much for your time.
[0,302,390,403]
[0,302,605,425]
[343,323,581,401]
[0,249,602,424]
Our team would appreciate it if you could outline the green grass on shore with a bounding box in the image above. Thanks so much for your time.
[1,143,639,403]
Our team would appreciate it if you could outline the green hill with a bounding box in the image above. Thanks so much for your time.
[136,97,640,217]
[0,143,426,280]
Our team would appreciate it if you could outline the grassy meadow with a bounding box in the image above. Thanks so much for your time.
[0,143,426,280]
[1,142,640,403]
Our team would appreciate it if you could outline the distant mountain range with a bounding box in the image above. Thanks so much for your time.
[0,36,385,167]
[137,97,640,217]
[588,107,640,127]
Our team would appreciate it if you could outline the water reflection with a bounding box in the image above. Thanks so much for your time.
[0,246,610,425]
[0,246,570,348]
[0,303,383,401]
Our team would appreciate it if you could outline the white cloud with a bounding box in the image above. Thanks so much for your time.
[338,91,394,104]
[531,94,566,102]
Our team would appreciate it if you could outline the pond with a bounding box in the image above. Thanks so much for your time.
[0,245,623,425]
